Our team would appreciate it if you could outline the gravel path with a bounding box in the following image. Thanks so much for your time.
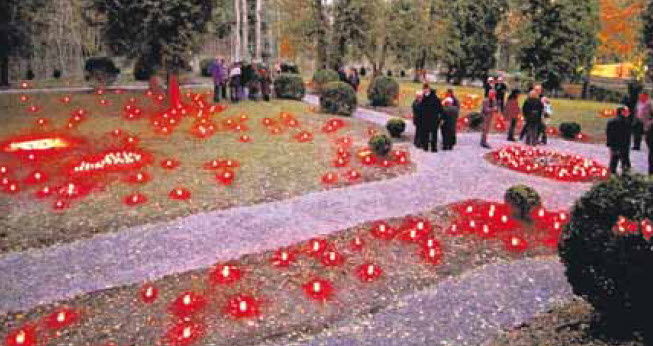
[263,257,572,346]
[0,100,647,315]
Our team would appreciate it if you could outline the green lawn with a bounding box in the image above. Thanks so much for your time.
[0,91,412,253]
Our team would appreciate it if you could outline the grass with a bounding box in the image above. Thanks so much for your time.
[356,78,619,142]
[0,90,412,253]
[0,202,557,345]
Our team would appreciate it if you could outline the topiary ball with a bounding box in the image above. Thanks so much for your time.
[199,58,214,77]
[559,122,582,139]
[386,118,406,138]
[369,134,393,157]
[504,185,541,220]
[368,76,400,107]
[84,57,120,86]
[313,69,340,93]
[319,81,357,116]
[559,174,653,340]
[53,69,62,79]
[274,74,306,100]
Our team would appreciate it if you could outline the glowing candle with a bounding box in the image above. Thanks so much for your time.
[183,294,191,306]
[313,282,321,292]
[367,265,375,276]
[182,326,192,339]
[239,300,247,312]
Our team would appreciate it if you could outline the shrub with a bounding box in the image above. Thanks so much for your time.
[369,134,393,157]
[313,69,340,93]
[53,69,62,79]
[360,67,367,76]
[134,55,160,81]
[559,122,582,139]
[504,185,541,220]
[26,69,35,80]
[386,118,406,138]
[274,74,305,100]
[400,70,406,78]
[467,112,484,130]
[84,57,120,86]
[319,81,357,116]
[280,62,299,74]
[368,76,400,107]
[200,58,214,77]
[559,174,653,340]
[387,70,393,77]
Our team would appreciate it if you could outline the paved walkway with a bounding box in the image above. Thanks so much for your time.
[264,257,572,346]
[0,100,648,314]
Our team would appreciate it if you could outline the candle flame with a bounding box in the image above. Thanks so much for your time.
[222,266,230,277]
[417,222,424,230]
[182,326,192,339]
[511,238,520,246]
[183,294,191,305]
[146,287,153,297]
[281,252,288,261]
[313,282,321,292]
[239,300,247,312]
[16,330,25,344]
[57,311,66,323]
[367,265,374,276]
[329,252,336,261]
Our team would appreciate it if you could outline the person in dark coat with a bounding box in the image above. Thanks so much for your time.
[606,106,633,175]
[484,77,496,97]
[504,89,521,141]
[420,83,443,152]
[441,97,460,150]
[259,67,272,102]
[480,90,499,148]
[495,76,508,112]
[522,89,543,146]
[349,69,360,92]
[210,57,227,102]
[633,93,650,150]
[412,91,425,149]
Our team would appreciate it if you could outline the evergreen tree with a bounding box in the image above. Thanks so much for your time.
[435,0,506,84]
[517,0,599,91]
[642,0,653,82]
[90,0,215,74]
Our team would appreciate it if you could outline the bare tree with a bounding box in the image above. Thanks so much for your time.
[242,0,249,60]
[255,0,263,60]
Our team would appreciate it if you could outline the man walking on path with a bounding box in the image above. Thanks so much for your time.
[522,89,544,146]
[495,76,508,112]
[606,106,633,175]
[505,89,521,142]
[210,57,227,103]
[412,91,425,149]
[634,93,650,150]
[441,97,459,150]
[480,90,499,149]
[484,77,496,98]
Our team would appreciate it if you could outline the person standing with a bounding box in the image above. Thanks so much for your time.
[633,93,650,150]
[540,96,553,145]
[441,97,460,150]
[637,94,653,174]
[412,91,425,149]
[606,106,632,175]
[229,62,242,103]
[259,66,272,102]
[484,77,496,97]
[350,69,360,92]
[495,76,508,112]
[522,89,543,146]
[421,84,443,152]
[210,57,227,103]
[505,89,521,141]
[480,89,499,149]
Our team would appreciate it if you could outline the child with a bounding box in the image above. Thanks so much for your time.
[606,106,632,175]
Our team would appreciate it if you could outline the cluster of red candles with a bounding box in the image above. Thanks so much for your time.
[491,145,609,182]
[613,216,653,240]
[4,308,80,346]
[448,199,570,251]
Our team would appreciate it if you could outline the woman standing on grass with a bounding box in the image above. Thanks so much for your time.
[505,90,521,141]
[229,62,242,103]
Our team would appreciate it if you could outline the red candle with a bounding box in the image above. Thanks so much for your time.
[35,186,53,199]
[123,136,140,147]
[53,200,68,211]
[370,222,396,240]
[225,294,261,319]
[5,325,37,346]
[350,236,365,251]
[141,283,159,303]
[504,235,528,253]
[124,172,151,184]
[346,169,362,182]
[169,188,191,201]
[45,308,80,329]
[24,171,47,185]
[124,193,147,206]
[356,263,383,283]
[239,135,252,143]
[0,165,8,176]
[361,155,377,166]
[164,321,206,346]
[306,238,328,257]
[169,292,207,317]
[27,105,40,113]
[209,264,242,285]
[641,219,652,241]
[217,169,236,186]
[333,156,348,168]
[421,246,443,265]
[321,172,338,185]
[303,278,334,302]
[36,118,48,127]
[19,95,29,103]
[320,250,345,267]
[161,159,180,170]
[270,249,296,268]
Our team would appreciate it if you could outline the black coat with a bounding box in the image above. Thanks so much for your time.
[421,90,442,130]
[522,97,543,124]
[495,83,508,100]
[412,100,423,127]
[607,116,632,150]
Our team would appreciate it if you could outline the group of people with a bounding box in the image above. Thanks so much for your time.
[209,56,273,103]
[411,84,460,152]
[337,66,361,92]
[606,92,653,175]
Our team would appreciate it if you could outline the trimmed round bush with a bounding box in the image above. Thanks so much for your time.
[26,69,35,80]
[313,69,339,93]
[274,74,306,100]
[386,118,406,138]
[280,62,299,74]
[360,67,367,76]
[84,57,120,86]
[369,134,393,157]
[53,69,62,79]
[559,174,653,340]
[368,76,400,107]
[133,55,159,81]
[319,81,357,116]
[200,58,214,77]
[468,112,484,130]
[559,122,582,139]
[504,185,541,220]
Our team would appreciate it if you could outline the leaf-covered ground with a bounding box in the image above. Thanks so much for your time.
[0,91,413,253]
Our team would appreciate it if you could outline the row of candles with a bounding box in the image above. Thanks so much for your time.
[613,216,653,240]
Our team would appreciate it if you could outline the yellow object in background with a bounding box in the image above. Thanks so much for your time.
[590,63,634,79]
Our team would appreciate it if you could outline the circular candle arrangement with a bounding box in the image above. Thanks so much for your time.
[489,145,609,182]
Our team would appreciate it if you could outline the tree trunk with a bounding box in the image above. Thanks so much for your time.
[234,0,242,61]
[0,56,9,87]
[312,0,328,70]
[242,0,249,60]
[255,0,262,61]
[413,49,426,82]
